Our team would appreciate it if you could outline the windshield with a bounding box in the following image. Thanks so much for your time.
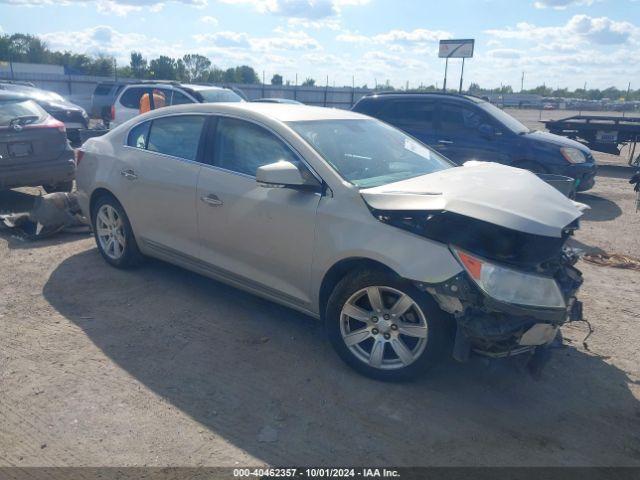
[0,99,46,126]
[478,101,529,134]
[288,119,454,188]
[196,89,243,103]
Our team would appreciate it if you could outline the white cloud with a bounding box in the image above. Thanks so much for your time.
[0,0,207,15]
[218,0,368,19]
[533,0,597,9]
[485,14,637,46]
[200,15,218,24]
[487,48,522,59]
[337,28,451,46]
[193,28,321,52]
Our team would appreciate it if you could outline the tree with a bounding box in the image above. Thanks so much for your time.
[271,73,283,85]
[87,54,114,76]
[206,66,226,83]
[130,51,147,79]
[301,77,315,86]
[183,54,211,82]
[237,65,259,84]
[149,55,177,80]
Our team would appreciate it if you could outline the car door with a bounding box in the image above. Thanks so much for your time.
[117,114,207,259]
[196,116,322,308]
[433,102,511,165]
[376,99,438,147]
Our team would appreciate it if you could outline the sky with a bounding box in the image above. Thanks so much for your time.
[0,0,639,90]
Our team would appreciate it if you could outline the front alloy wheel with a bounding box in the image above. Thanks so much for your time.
[340,286,429,370]
[327,269,448,381]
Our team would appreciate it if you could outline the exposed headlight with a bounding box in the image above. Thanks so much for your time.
[452,248,566,308]
[560,147,586,164]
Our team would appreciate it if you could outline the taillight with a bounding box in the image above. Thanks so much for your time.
[26,117,66,133]
[110,104,115,120]
[75,149,85,166]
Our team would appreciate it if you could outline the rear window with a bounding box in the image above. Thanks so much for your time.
[94,83,115,95]
[119,87,148,109]
[378,100,435,129]
[127,121,151,149]
[195,89,242,103]
[0,99,46,126]
[147,115,206,161]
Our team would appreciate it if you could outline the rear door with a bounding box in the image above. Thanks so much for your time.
[195,116,321,308]
[116,114,207,258]
[375,99,438,147]
[433,101,512,165]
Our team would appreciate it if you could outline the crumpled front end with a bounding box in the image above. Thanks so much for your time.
[419,249,583,361]
[373,208,584,363]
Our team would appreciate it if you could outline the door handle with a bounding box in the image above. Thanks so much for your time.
[437,140,453,145]
[200,194,223,207]
[120,169,138,180]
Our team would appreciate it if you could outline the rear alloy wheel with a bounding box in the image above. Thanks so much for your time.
[326,269,447,381]
[92,195,143,269]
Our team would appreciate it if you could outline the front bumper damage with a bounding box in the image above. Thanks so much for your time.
[416,249,583,363]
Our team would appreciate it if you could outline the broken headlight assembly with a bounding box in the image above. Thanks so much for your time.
[452,248,566,309]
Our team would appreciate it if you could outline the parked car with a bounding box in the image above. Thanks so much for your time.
[0,92,75,192]
[0,82,89,147]
[253,98,303,105]
[110,82,243,127]
[352,93,597,191]
[76,103,585,380]
[90,81,127,123]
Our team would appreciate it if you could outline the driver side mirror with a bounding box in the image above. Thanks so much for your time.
[256,160,321,191]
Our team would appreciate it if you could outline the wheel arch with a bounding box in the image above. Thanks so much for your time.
[318,257,399,322]
[89,187,120,219]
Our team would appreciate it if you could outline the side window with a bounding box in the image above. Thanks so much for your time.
[119,87,149,109]
[378,101,434,130]
[147,115,206,161]
[170,90,193,105]
[439,103,486,134]
[127,121,151,149]
[214,117,299,177]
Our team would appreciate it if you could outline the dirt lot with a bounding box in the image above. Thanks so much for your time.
[1,111,639,467]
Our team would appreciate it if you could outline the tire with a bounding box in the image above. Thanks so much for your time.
[514,160,547,174]
[325,268,449,381]
[42,181,73,194]
[91,194,144,269]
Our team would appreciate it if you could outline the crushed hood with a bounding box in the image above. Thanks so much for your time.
[360,162,584,238]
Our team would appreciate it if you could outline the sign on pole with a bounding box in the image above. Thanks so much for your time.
[438,39,475,59]
[439,39,474,92]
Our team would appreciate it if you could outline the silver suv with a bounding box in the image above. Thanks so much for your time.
[76,103,585,380]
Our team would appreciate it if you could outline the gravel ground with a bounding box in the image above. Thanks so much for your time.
[0,110,639,467]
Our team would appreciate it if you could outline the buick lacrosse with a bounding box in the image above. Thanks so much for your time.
[76,103,585,380]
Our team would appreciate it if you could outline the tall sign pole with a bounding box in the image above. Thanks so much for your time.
[443,57,449,92]
[458,57,465,93]
[439,39,474,94]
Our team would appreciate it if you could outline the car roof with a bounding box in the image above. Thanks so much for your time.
[137,102,369,122]
[121,82,228,91]
[360,92,484,104]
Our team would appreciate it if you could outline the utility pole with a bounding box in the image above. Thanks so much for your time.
[521,71,525,92]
